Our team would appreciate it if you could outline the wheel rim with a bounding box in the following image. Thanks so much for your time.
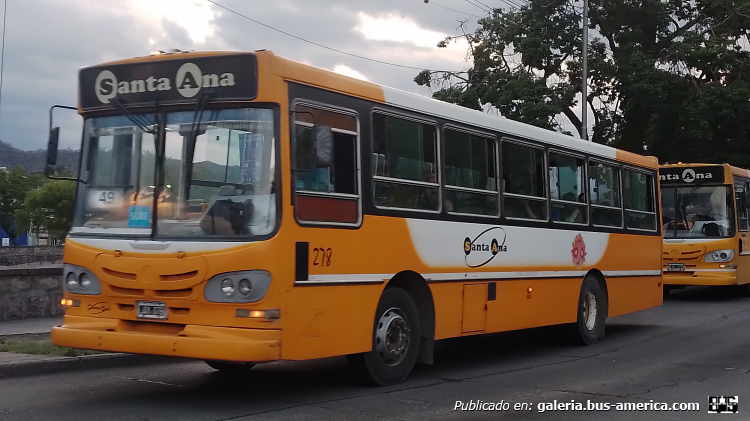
[375,307,410,367]
[582,291,598,331]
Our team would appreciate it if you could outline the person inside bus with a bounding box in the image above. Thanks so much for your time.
[200,186,254,235]
[501,179,538,219]
[419,173,453,211]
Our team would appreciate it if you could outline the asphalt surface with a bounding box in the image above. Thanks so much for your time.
[1,286,748,421]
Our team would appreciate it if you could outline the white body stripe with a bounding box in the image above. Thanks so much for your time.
[405,219,609,268]
[301,269,660,285]
[381,86,618,160]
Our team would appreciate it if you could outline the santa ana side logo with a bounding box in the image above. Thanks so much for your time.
[464,227,508,268]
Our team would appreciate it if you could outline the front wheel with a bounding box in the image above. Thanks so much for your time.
[348,287,421,386]
[568,275,607,345]
[736,283,750,297]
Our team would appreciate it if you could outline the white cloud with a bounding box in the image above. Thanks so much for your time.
[123,0,218,44]
[333,64,368,81]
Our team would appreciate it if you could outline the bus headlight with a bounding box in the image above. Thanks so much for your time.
[221,278,235,296]
[204,271,271,303]
[65,272,77,288]
[63,264,102,295]
[704,249,734,262]
[238,279,252,296]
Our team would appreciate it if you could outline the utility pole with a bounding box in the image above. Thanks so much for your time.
[581,0,589,141]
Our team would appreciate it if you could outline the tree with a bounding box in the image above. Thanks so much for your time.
[415,0,750,164]
[16,180,76,242]
[0,167,39,238]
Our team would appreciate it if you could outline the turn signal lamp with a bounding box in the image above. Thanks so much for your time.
[60,299,80,307]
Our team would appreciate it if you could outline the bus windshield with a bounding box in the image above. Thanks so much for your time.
[72,108,277,239]
[661,185,735,239]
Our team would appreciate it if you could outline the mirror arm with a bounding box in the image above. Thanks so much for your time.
[49,105,78,132]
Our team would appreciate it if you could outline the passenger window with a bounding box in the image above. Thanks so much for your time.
[293,104,359,225]
[502,141,547,220]
[444,129,498,216]
[623,169,656,230]
[372,113,439,211]
[549,152,587,225]
[589,161,623,228]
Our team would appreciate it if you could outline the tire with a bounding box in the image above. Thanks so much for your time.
[569,275,607,345]
[348,287,421,386]
[205,360,256,372]
[737,283,750,297]
[663,285,672,298]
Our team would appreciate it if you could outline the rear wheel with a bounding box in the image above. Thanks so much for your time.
[348,287,420,386]
[568,275,607,345]
[663,285,672,298]
[205,360,256,372]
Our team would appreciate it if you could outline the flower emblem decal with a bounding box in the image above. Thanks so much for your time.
[571,234,587,269]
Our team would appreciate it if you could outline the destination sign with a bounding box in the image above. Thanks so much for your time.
[659,165,725,185]
[79,53,258,111]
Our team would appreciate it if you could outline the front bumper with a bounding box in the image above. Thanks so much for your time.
[52,315,281,362]
[662,270,738,286]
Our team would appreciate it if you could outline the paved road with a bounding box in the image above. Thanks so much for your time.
[1,286,748,420]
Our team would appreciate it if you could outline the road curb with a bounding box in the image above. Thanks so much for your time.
[0,352,188,378]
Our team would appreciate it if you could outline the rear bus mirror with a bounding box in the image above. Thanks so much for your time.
[313,125,333,167]
[293,125,333,172]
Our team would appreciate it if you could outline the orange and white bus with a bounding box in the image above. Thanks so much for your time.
[660,163,750,295]
[50,49,662,386]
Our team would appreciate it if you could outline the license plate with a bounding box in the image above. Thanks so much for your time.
[667,263,685,271]
[136,301,168,320]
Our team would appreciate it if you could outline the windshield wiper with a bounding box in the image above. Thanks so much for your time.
[111,98,157,135]
[181,93,212,203]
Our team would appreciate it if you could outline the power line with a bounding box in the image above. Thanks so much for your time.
[425,1,484,19]
[464,0,491,12]
[0,0,6,121]
[472,0,494,10]
[205,0,463,73]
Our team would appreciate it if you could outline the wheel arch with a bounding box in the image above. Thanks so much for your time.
[586,268,609,317]
[385,270,436,364]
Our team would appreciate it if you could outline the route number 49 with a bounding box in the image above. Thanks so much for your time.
[312,247,332,266]
[99,191,116,204]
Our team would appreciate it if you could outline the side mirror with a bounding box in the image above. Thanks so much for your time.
[46,104,79,179]
[46,127,60,168]
[313,125,333,167]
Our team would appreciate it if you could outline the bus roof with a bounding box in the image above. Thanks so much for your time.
[84,49,658,169]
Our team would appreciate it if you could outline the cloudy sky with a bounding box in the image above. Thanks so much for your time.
[0,0,581,151]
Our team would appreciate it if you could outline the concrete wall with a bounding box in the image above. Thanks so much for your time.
[0,246,64,266]
[0,266,64,321]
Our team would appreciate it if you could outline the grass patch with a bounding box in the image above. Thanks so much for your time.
[0,338,106,357]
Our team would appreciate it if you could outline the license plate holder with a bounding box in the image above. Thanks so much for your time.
[136,301,168,320]
[667,263,685,271]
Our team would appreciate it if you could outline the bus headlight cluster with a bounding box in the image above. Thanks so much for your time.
[204,270,271,303]
[62,264,102,295]
[704,249,734,262]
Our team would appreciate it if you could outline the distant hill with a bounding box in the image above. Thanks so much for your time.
[0,140,79,174]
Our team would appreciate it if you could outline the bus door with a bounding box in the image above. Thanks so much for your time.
[735,179,750,284]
